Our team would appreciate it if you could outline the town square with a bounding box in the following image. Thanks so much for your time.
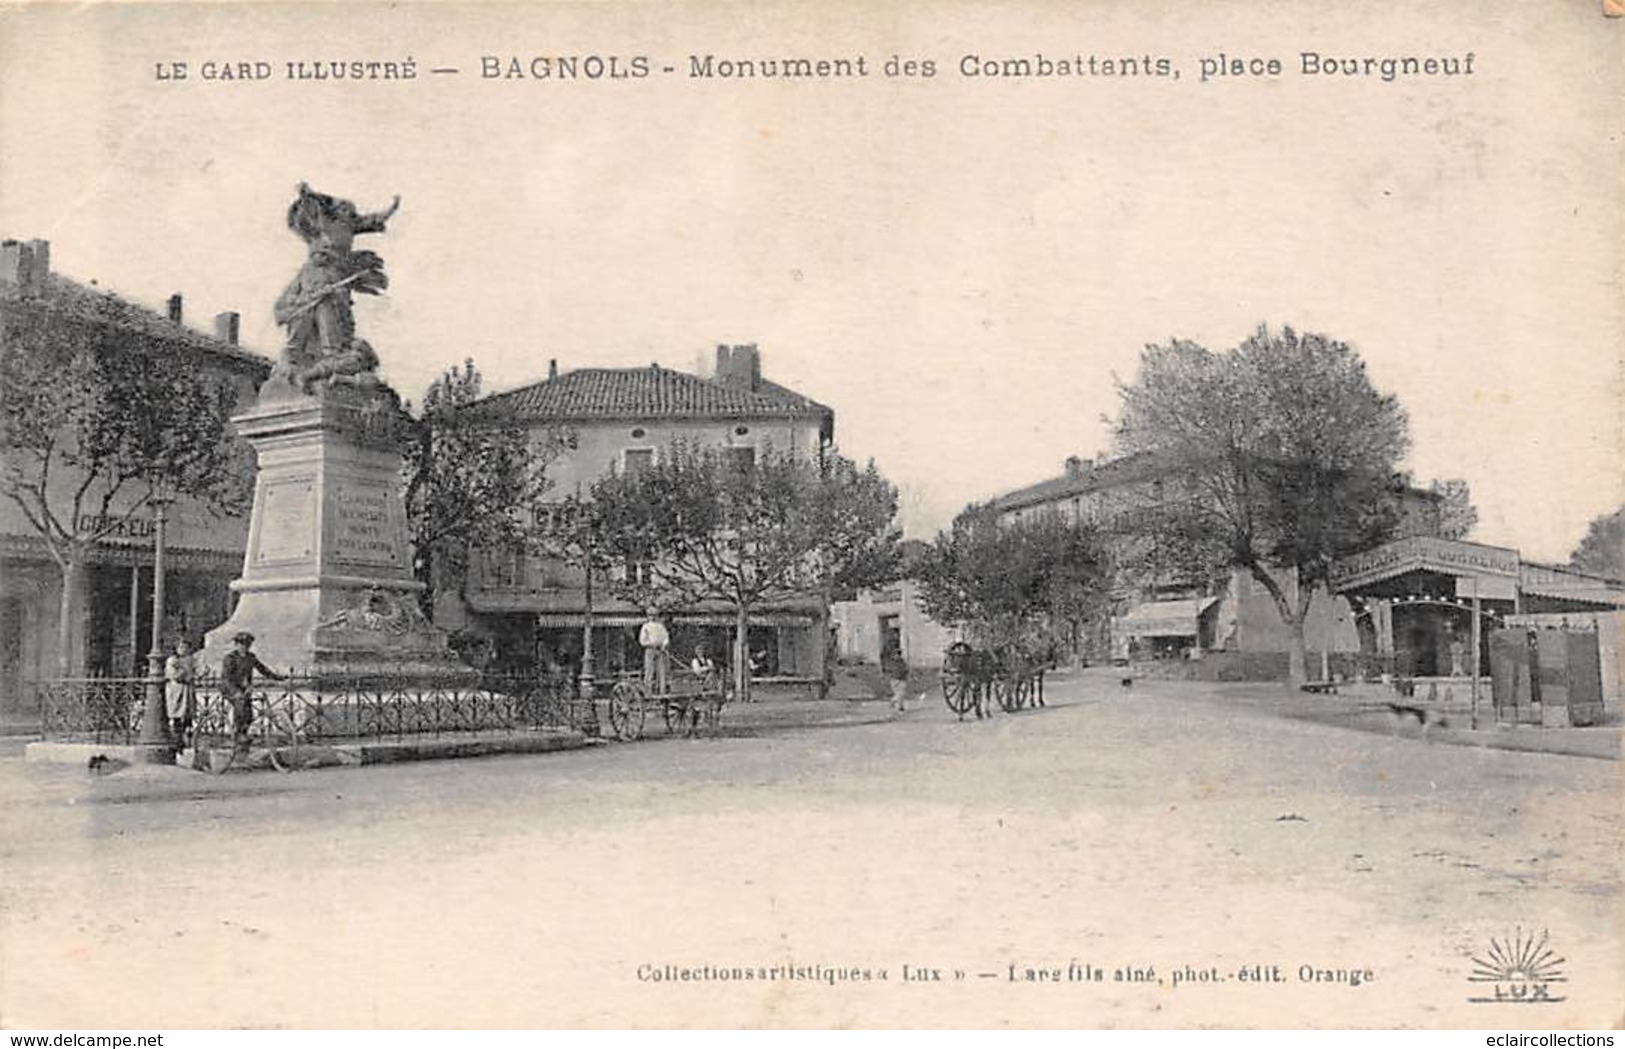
[2,674,1619,1028]
[1,0,1621,1034]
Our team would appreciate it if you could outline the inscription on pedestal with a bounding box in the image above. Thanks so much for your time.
[332,486,400,566]
[256,481,315,563]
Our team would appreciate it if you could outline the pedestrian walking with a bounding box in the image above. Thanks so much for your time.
[882,640,910,713]
[221,631,285,755]
[164,638,195,744]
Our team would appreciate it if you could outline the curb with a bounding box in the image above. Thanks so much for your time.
[26,729,592,772]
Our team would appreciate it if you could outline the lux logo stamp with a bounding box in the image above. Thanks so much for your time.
[1467,928,1567,1005]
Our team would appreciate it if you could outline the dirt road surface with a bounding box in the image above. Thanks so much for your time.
[2,672,1619,1028]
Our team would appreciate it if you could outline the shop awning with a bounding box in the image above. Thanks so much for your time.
[1516,583,1625,608]
[533,614,642,628]
[1115,598,1218,638]
[532,611,817,629]
[1517,561,1625,607]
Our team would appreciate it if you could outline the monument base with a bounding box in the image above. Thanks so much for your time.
[203,578,474,679]
[201,383,473,682]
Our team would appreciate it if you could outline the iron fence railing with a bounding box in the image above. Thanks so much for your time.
[37,677,147,744]
[34,670,593,744]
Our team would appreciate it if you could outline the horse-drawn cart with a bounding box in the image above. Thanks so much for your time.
[940,640,1050,720]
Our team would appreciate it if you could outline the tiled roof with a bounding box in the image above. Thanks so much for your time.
[989,451,1172,512]
[474,365,832,422]
[990,451,1438,514]
[0,273,271,372]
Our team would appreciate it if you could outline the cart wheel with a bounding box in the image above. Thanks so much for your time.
[190,708,236,775]
[669,699,697,737]
[941,673,972,718]
[608,681,648,741]
[263,707,292,772]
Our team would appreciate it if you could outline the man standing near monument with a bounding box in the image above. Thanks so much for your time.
[640,608,669,694]
[221,631,285,755]
[164,638,196,744]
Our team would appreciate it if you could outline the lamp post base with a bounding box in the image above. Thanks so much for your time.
[136,657,175,764]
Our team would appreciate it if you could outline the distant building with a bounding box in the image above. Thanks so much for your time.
[984,452,1625,679]
[830,540,956,669]
[0,239,269,724]
[439,344,837,681]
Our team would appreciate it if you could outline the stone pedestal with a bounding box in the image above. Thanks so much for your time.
[202,385,471,679]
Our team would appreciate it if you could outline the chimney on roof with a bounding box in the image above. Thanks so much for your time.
[1,241,26,288]
[1064,456,1094,480]
[167,294,183,324]
[548,358,558,381]
[2,239,48,292]
[715,343,762,392]
[213,311,240,346]
[25,239,49,286]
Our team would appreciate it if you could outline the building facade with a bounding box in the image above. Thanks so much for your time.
[0,239,269,727]
[437,344,838,682]
[830,542,957,669]
[1328,537,1625,684]
[984,452,1410,669]
[983,452,1624,679]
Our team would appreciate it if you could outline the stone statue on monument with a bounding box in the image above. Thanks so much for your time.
[269,183,400,395]
[202,183,468,680]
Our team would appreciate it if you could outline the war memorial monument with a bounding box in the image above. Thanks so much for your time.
[199,185,468,679]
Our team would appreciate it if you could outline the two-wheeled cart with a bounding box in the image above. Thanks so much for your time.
[940,640,1050,720]
[604,656,732,741]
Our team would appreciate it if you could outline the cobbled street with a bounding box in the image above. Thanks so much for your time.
[2,671,1619,1028]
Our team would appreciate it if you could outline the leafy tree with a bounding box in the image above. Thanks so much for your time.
[401,359,567,617]
[914,504,1110,654]
[1110,325,1410,683]
[1430,478,1478,540]
[0,301,251,673]
[586,442,899,700]
[1568,506,1625,581]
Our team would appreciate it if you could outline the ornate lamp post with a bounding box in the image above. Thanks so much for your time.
[580,538,595,690]
[576,503,600,736]
[136,487,176,763]
[542,493,599,735]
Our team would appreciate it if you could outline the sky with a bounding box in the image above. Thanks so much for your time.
[1,1,1619,561]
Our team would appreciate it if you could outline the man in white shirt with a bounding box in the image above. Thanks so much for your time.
[639,607,670,693]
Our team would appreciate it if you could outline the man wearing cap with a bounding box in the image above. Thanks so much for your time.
[221,631,286,755]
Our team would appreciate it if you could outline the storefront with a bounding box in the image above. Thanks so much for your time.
[1330,536,1625,680]
[1112,597,1220,661]
[458,601,825,683]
